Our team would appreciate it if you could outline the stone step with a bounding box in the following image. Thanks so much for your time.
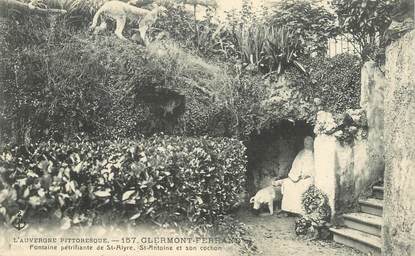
[359,198,383,217]
[372,185,384,200]
[330,227,381,256]
[343,212,382,237]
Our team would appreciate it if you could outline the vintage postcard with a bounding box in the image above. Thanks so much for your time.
[0,0,414,255]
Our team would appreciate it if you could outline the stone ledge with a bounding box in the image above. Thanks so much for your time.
[358,198,383,209]
[330,227,382,249]
[343,212,383,228]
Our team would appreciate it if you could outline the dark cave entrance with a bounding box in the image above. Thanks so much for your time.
[246,120,314,194]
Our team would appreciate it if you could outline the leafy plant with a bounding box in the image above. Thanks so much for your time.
[263,26,306,75]
[233,23,268,70]
[151,5,237,60]
[222,0,307,75]
[331,0,398,60]
[270,0,338,55]
[233,23,304,75]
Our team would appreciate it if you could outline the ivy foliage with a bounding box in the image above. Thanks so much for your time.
[285,53,361,115]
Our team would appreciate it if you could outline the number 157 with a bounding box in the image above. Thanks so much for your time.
[121,237,136,243]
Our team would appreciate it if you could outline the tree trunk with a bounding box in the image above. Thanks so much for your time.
[0,0,67,17]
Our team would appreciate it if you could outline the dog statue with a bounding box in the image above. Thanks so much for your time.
[250,185,282,215]
[90,1,167,44]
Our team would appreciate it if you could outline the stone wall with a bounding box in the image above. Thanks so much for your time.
[335,137,369,212]
[314,134,337,218]
[360,61,386,183]
[313,111,372,219]
[383,30,415,256]
[312,57,388,219]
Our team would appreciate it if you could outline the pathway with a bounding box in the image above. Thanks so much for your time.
[238,211,367,256]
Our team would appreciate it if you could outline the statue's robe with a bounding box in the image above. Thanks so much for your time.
[281,149,314,215]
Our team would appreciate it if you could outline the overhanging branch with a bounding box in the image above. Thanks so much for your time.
[0,0,67,17]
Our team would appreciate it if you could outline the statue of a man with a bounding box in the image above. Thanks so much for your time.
[273,136,315,215]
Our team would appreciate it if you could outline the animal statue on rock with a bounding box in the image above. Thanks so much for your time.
[90,1,167,45]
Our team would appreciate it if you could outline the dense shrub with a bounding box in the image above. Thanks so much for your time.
[0,135,247,228]
[285,53,361,115]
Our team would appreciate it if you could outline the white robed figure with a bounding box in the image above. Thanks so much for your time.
[273,136,315,215]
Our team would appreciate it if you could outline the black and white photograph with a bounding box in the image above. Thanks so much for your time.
[0,0,414,255]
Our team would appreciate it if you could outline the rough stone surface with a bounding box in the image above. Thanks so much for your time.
[314,133,372,219]
[313,61,387,218]
[314,111,338,135]
[335,138,372,212]
[360,61,385,183]
[383,29,415,256]
[345,108,367,128]
[261,74,317,124]
[314,135,337,219]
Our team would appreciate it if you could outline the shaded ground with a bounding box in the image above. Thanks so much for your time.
[237,211,366,256]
